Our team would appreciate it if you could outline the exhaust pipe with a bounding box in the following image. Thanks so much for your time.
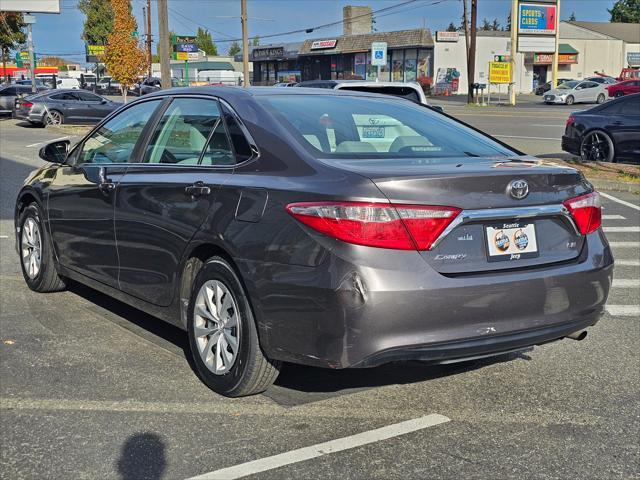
[567,330,588,341]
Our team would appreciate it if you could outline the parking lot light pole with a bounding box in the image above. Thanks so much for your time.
[551,0,561,89]
[25,14,36,94]
[241,0,250,87]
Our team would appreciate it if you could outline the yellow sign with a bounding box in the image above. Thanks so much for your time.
[174,52,188,61]
[489,61,511,84]
[87,45,105,56]
[19,51,29,60]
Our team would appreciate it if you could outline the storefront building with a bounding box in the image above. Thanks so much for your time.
[248,43,303,85]
[297,29,434,88]
[524,43,579,87]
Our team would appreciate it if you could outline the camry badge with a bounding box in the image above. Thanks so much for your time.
[507,179,529,200]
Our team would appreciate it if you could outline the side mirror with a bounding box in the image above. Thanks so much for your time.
[39,139,70,164]
[431,105,444,113]
[576,86,582,90]
[101,99,108,104]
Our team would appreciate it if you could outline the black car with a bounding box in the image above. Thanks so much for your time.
[15,87,612,397]
[562,93,640,162]
[534,78,573,95]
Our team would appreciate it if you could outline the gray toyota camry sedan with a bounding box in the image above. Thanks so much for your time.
[15,87,614,397]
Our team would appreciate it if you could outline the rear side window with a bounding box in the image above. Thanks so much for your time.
[79,99,161,164]
[259,95,514,161]
[221,104,253,163]
[0,87,16,96]
[620,97,640,115]
[77,91,102,102]
[144,97,232,165]
[50,92,79,101]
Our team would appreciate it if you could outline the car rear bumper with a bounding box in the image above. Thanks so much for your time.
[238,229,613,369]
[14,110,45,123]
[562,135,581,156]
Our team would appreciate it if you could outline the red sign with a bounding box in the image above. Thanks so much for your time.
[310,39,337,50]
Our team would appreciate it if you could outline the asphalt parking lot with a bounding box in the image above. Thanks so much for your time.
[1,115,639,480]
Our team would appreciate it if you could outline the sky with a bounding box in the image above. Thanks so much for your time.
[30,0,617,63]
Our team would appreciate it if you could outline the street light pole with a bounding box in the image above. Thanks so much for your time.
[25,14,36,93]
[509,0,518,105]
[146,0,152,78]
[551,0,561,89]
[241,0,250,87]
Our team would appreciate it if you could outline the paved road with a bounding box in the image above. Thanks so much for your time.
[0,119,639,480]
[429,94,595,160]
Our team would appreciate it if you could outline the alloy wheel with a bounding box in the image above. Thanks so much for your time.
[193,279,240,375]
[21,217,42,279]
[580,131,613,162]
[46,110,62,126]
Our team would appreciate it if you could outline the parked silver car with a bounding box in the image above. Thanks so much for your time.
[543,80,607,105]
[0,84,48,115]
[14,89,120,126]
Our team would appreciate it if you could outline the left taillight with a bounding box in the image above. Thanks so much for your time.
[286,201,461,251]
[21,101,33,108]
[563,192,602,235]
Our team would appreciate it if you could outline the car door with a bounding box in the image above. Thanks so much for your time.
[48,91,85,123]
[115,95,238,306]
[47,98,163,287]
[609,96,640,159]
[76,91,114,121]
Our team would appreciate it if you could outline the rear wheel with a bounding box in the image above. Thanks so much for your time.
[596,93,605,104]
[565,95,575,105]
[614,91,624,98]
[45,109,63,126]
[18,203,67,292]
[580,130,615,163]
[187,256,281,397]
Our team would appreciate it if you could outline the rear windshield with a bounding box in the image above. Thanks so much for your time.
[337,85,421,103]
[258,95,515,161]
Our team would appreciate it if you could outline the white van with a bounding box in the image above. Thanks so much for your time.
[56,77,80,89]
[196,70,243,86]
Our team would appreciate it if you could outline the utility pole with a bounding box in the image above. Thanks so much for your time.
[509,0,517,105]
[146,0,152,78]
[551,0,560,89]
[157,0,171,88]
[468,0,477,104]
[25,14,36,93]
[462,0,470,98]
[241,0,250,87]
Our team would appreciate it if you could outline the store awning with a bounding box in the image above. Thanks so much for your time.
[558,44,579,55]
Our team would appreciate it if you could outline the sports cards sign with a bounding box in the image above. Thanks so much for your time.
[518,3,557,35]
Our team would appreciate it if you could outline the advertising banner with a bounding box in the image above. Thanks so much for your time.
[518,3,557,35]
[489,62,511,84]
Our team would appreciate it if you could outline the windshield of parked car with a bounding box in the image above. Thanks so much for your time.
[259,94,515,160]
[558,81,579,89]
[337,85,421,103]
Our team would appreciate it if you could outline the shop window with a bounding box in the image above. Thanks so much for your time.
[354,53,366,80]
[404,49,417,83]
[417,49,433,88]
[392,50,404,82]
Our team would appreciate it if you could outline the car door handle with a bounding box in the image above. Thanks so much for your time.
[611,121,623,125]
[185,182,211,197]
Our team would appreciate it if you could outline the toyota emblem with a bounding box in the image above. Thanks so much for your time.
[507,179,529,200]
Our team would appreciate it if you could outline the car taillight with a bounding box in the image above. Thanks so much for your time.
[286,202,461,250]
[22,101,33,108]
[563,192,601,235]
[566,115,574,127]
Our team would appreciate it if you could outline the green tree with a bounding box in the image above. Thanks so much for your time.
[79,0,114,46]
[0,12,26,81]
[227,41,241,56]
[252,35,260,46]
[491,18,500,30]
[568,12,577,21]
[608,0,639,22]
[196,27,218,55]
[480,17,492,30]
[446,22,457,32]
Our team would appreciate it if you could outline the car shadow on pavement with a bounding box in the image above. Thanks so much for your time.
[117,432,166,480]
[68,282,532,407]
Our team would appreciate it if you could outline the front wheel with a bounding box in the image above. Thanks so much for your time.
[596,93,605,104]
[187,256,281,397]
[580,130,615,163]
[18,203,67,292]
[614,91,624,98]
[565,95,575,105]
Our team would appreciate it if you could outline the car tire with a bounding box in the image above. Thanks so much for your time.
[614,91,624,98]
[18,202,67,292]
[565,95,575,105]
[45,109,64,126]
[580,130,615,163]
[596,94,605,104]
[187,256,281,397]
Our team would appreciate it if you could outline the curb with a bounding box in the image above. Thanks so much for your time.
[589,179,640,194]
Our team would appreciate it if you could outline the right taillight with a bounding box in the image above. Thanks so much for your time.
[286,201,460,251]
[566,115,574,127]
[563,192,601,235]
[22,101,33,108]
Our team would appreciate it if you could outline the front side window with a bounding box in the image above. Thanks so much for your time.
[77,91,102,102]
[144,97,232,165]
[50,92,80,101]
[79,99,161,164]
[259,95,515,162]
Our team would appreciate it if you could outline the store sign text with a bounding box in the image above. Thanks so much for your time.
[311,39,337,50]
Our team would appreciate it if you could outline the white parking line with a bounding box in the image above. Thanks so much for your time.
[0,235,8,239]
[609,242,639,248]
[616,260,640,267]
[600,192,640,212]
[603,227,640,233]
[187,414,450,480]
[25,136,70,148]
[602,215,626,220]
[606,305,640,317]
[612,279,640,289]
